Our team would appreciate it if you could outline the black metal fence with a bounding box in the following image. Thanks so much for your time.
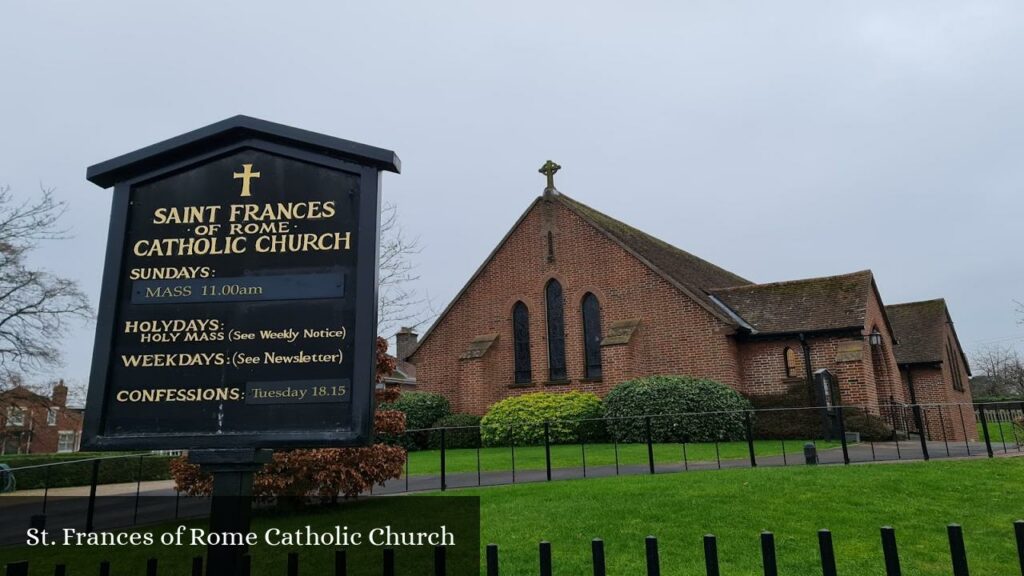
[1,401,1021,527]
[381,401,1021,494]
[5,521,1024,575]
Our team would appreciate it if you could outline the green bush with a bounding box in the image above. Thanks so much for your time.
[480,392,605,447]
[3,453,175,490]
[604,376,751,442]
[380,391,452,449]
[428,413,482,449]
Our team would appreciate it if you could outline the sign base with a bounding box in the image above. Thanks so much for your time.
[188,449,273,576]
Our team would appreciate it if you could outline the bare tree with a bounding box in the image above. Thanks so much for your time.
[377,201,432,337]
[971,345,1024,398]
[0,186,91,382]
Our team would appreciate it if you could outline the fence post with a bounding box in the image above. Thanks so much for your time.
[645,416,655,475]
[134,454,144,524]
[592,538,606,576]
[42,465,50,513]
[914,405,930,461]
[703,534,719,576]
[486,544,499,576]
[98,561,110,576]
[760,531,777,576]
[190,556,203,576]
[837,407,850,465]
[287,551,298,576]
[240,554,251,576]
[54,564,67,576]
[979,406,994,458]
[745,411,757,468]
[818,529,837,576]
[86,459,100,532]
[646,536,661,576]
[440,428,447,491]
[1014,520,1024,576]
[335,549,347,576]
[948,524,970,576]
[881,526,901,576]
[434,545,446,576]
[539,541,552,576]
[146,558,158,576]
[544,422,552,482]
[4,561,28,576]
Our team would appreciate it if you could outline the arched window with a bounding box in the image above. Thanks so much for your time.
[512,302,532,384]
[545,279,567,381]
[582,293,603,379]
[784,346,800,378]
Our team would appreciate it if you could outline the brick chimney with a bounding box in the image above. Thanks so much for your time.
[395,327,418,362]
[51,380,68,407]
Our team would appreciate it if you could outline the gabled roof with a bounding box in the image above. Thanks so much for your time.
[0,386,52,406]
[886,299,970,373]
[87,115,401,188]
[410,192,752,358]
[556,195,751,317]
[709,270,877,335]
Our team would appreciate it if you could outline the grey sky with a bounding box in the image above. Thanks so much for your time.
[1,1,1022,388]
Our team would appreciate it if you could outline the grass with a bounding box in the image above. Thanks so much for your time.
[468,457,1024,575]
[4,457,1022,575]
[979,420,1023,446]
[405,439,842,476]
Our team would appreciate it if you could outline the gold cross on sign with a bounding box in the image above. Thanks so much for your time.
[539,160,561,191]
[233,163,261,197]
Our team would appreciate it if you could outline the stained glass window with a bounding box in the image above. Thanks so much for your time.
[545,280,567,381]
[513,301,532,384]
[582,293,603,379]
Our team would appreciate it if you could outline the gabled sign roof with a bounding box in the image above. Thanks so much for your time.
[86,115,401,188]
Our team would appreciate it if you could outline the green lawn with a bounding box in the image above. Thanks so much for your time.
[979,420,1023,448]
[4,457,1021,575]
[467,458,1024,575]
[405,439,842,476]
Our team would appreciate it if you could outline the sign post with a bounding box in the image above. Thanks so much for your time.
[83,116,399,574]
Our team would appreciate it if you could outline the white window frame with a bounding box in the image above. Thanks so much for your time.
[6,407,25,427]
[57,431,76,453]
[47,408,58,426]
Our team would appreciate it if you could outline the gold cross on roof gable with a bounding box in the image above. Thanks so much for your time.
[539,160,561,192]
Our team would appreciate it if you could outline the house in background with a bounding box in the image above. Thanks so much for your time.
[0,381,84,454]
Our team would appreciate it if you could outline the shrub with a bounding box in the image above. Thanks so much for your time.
[6,454,174,490]
[380,391,452,449]
[604,376,751,442]
[480,392,605,446]
[428,413,482,449]
[171,337,407,501]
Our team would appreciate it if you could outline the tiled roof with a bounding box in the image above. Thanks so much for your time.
[557,194,751,320]
[885,299,948,365]
[709,270,874,335]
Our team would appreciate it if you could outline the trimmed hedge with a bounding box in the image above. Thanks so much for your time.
[480,392,605,447]
[380,391,452,449]
[3,453,174,490]
[428,413,483,449]
[604,376,751,442]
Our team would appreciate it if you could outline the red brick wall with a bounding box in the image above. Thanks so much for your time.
[1,397,83,454]
[902,365,977,442]
[411,196,743,415]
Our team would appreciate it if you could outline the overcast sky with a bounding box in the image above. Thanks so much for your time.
[1,1,1022,389]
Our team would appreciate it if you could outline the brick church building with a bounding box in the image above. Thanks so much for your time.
[406,165,975,441]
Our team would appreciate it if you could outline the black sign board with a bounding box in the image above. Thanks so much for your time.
[82,116,400,450]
